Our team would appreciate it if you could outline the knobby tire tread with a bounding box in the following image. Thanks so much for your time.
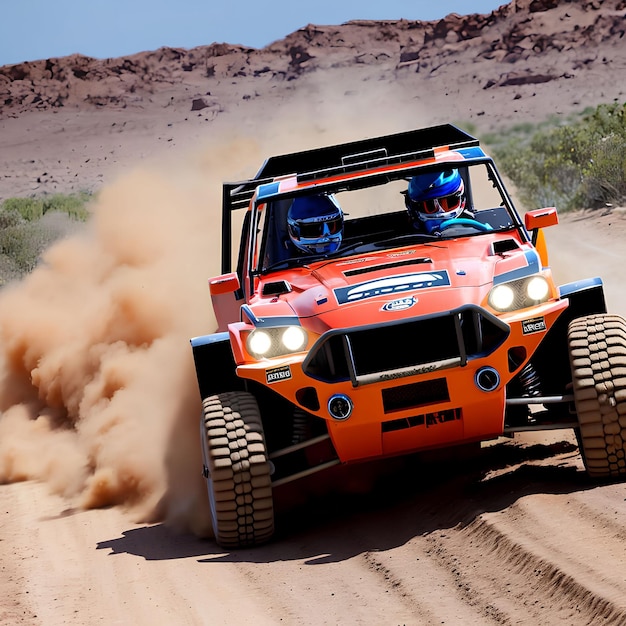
[568,314,626,478]
[202,391,274,548]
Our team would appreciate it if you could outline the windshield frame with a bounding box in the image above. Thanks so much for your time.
[246,157,529,289]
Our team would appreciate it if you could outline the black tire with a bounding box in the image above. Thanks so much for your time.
[200,392,274,548]
[568,314,626,478]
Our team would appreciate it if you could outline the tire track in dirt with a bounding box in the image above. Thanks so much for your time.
[423,501,626,625]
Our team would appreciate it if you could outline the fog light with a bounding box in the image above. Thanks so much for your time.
[328,394,353,420]
[475,367,500,392]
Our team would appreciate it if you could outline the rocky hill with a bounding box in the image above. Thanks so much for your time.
[1,0,625,205]
[1,0,624,123]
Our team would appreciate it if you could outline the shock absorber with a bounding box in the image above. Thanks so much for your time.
[292,408,311,444]
[519,361,542,397]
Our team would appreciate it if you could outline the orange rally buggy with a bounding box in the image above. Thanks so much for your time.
[191,125,626,548]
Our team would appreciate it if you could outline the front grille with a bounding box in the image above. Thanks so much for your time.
[382,378,449,413]
[302,305,509,386]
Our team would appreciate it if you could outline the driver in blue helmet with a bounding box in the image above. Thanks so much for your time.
[287,194,343,255]
[405,169,472,234]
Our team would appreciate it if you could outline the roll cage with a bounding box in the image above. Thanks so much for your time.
[217,125,532,297]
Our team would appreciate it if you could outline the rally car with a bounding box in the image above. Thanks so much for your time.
[191,124,626,548]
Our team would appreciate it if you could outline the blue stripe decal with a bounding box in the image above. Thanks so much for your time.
[256,182,280,201]
[241,304,301,327]
[457,146,486,159]
[253,316,301,328]
[493,250,541,285]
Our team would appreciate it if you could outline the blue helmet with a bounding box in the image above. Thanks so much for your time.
[287,195,343,255]
[406,169,466,233]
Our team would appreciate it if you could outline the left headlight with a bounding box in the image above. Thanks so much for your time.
[488,275,551,312]
[246,325,308,359]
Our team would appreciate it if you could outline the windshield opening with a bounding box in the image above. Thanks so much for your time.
[255,161,519,276]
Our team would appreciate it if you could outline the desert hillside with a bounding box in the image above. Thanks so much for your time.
[1,0,625,203]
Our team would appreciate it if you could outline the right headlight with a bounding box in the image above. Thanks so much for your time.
[488,275,551,312]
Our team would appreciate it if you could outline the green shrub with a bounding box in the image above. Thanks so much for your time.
[0,191,91,222]
[492,102,626,211]
[0,222,45,274]
[0,191,92,282]
[1,197,46,221]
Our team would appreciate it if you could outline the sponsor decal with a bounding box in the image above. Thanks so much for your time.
[266,365,292,384]
[387,250,415,257]
[377,361,448,381]
[334,270,450,305]
[522,316,546,334]
[337,257,376,266]
[382,296,417,312]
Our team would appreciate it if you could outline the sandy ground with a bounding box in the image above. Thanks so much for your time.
[1,135,625,626]
[2,4,626,624]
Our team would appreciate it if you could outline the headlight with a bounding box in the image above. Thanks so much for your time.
[247,330,272,356]
[246,325,309,359]
[526,276,550,301]
[281,326,307,351]
[488,275,551,312]
[489,284,515,311]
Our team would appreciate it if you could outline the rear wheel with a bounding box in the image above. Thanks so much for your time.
[568,314,626,478]
[201,392,274,548]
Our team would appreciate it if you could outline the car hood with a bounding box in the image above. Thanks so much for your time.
[253,239,541,334]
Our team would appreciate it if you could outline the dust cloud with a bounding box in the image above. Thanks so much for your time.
[0,83,424,535]
[0,137,257,533]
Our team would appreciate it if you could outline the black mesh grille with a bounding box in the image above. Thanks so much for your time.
[382,378,449,413]
[302,305,509,385]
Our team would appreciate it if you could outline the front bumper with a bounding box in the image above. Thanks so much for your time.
[237,300,569,462]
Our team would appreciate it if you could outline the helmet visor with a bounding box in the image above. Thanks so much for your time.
[415,190,464,215]
[293,216,342,239]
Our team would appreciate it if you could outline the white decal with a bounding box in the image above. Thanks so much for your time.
[382,296,417,312]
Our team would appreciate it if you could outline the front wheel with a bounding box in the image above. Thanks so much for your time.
[200,392,274,548]
[568,314,626,478]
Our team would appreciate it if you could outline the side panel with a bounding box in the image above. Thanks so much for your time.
[559,277,607,317]
[512,277,607,396]
[191,333,244,399]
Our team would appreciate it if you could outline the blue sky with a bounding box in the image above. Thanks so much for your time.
[1,1,506,66]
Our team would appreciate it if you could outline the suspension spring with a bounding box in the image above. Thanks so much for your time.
[519,361,542,397]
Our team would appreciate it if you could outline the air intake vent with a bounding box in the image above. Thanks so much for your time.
[262,280,292,296]
[492,239,520,254]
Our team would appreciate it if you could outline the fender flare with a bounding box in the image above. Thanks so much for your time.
[190,332,243,398]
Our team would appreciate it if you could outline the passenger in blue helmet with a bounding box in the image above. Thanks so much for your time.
[287,194,343,255]
[405,169,470,234]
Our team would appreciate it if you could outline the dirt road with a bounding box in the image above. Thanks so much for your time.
[1,208,625,625]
